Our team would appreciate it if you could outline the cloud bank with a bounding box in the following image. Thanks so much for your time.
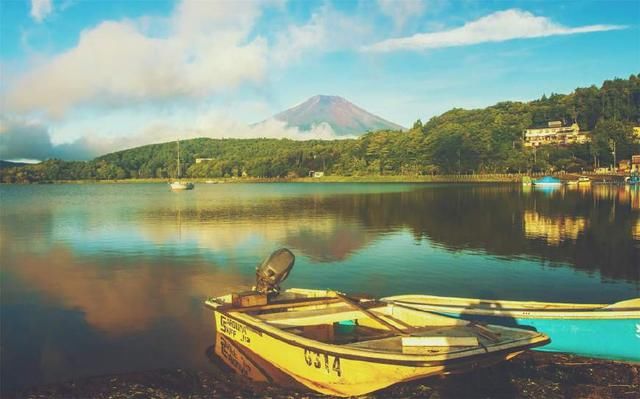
[0,115,347,161]
[6,0,363,119]
[0,118,113,160]
[7,0,268,117]
[364,9,626,52]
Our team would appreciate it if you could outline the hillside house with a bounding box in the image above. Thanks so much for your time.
[523,121,590,147]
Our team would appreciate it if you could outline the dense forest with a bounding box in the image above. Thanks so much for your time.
[2,75,639,183]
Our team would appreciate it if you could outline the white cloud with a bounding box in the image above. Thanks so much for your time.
[272,6,372,65]
[127,113,345,151]
[364,9,626,52]
[6,0,268,117]
[5,1,372,120]
[272,11,327,65]
[377,0,426,29]
[30,0,53,23]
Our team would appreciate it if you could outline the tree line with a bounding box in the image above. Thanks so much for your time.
[2,74,639,183]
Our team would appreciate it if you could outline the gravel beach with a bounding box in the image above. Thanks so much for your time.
[11,352,639,399]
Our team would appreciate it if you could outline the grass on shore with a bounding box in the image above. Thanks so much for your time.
[9,172,626,185]
[39,174,525,185]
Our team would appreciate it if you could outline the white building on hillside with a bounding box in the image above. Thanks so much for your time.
[523,121,590,147]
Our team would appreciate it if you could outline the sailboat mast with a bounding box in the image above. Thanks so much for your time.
[177,140,181,179]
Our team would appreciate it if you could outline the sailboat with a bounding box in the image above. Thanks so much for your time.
[169,140,194,190]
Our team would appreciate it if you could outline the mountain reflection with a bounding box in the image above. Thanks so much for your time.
[135,184,638,281]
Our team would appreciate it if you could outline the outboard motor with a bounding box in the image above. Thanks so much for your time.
[255,248,295,297]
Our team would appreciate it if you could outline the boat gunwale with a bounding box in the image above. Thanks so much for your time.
[382,296,640,319]
[211,305,550,367]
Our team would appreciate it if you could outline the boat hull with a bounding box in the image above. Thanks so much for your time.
[384,297,640,362]
[212,310,533,397]
[170,182,194,190]
[450,315,639,362]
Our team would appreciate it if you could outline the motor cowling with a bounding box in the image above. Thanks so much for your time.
[255,248,295,297]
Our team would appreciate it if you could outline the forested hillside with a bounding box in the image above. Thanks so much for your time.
[2,75,639,183]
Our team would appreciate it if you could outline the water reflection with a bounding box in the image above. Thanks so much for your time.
[2,246,248,335]
[1,183,638,394]
[523,211,587,246]
[136,184,638,279]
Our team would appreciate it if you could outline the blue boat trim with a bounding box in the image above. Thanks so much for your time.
[386,298,640,362]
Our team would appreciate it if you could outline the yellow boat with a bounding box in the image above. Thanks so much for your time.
[578,176,591,184]
[214,331,304,389]
[203,247,549,396]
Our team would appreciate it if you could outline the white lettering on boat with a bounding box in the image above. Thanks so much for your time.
[636,323,640,339]
[303,348,342,377]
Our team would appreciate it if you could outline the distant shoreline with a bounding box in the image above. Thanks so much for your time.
[1,173,628,185]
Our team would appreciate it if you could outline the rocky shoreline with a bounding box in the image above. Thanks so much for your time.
[11,352,639,399]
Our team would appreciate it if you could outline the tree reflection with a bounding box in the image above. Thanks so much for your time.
[137,184,639,281]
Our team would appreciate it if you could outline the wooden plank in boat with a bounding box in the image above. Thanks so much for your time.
[335,293,410,336]
[217,297,343,312]
[231,291,267,307]
[260,305,365,326]
[402,336,479,347]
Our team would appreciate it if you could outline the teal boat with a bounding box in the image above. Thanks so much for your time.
[382,295,640,362]
[532,176,562,186]
[626,171,640,185]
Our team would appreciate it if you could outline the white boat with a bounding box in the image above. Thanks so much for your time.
[170,181,194,190]
[169,140,194,191]
[382,294,640,362]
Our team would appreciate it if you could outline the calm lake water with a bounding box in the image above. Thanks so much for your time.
[1,182,639,393]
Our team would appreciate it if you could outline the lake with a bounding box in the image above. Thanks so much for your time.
[1,182,639,394]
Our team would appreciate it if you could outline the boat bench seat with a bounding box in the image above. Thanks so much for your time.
[259,305,374,327]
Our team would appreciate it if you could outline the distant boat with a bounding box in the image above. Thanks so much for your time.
[577,176,591,184]
[382,295,640,362]
[169,181,194,190]
[566,176,589,186]
[522,176,533,186]
[169,140,194,191]
[533,176,562,186]
[626,172,640,185]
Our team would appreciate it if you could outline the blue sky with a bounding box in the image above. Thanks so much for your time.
[0,0,638,160]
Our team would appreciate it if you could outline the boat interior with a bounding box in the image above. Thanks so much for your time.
[383,295,640,312]
[209,289,542,354]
